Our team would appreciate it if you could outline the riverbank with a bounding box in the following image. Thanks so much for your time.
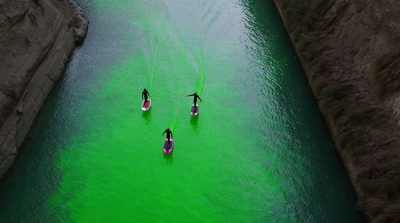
[0,0,87,179]
[272,0,400,221]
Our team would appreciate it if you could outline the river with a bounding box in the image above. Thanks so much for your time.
[0,0,365,222]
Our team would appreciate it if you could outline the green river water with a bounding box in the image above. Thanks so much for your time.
[0,0,365,222]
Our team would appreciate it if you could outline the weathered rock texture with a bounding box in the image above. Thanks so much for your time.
[0,0,87,178]
[272,0,400,222]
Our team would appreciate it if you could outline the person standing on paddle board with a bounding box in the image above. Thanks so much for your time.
[186,92,203,108]
[142,88,150,102]
[162,128,173,147]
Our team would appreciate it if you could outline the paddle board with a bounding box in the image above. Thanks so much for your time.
[191,104,199,116]
[142,99,151,111]
[163,138,174,153]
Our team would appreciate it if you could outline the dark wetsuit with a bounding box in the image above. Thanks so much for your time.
[187,93,202,108]
[162,129,173,147]
[142,89,150,102]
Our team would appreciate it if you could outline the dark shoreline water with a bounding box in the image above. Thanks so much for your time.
[0,0,365,222]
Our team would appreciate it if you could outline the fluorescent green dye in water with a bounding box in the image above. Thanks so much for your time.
[0,0,365,222]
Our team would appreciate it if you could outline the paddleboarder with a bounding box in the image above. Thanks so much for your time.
[186,92,203,108]
[142,88,150,102]
[162,128,173,148]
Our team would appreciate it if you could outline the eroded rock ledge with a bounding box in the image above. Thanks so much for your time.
[0,0,88,178]
[272,0,400,222]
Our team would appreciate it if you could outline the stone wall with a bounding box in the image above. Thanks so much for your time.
[272,0,400,221]
[0,0,88,178]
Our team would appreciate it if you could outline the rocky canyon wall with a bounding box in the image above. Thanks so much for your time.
[0,0,87,179]
[272,0,400,221]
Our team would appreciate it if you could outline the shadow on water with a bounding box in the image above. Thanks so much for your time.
[142,108,152,124]
[163,151,173,165]
[190,115,199,132]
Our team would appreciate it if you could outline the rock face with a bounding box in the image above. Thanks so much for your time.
[0,0,87,178]
[272,0,400,221]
